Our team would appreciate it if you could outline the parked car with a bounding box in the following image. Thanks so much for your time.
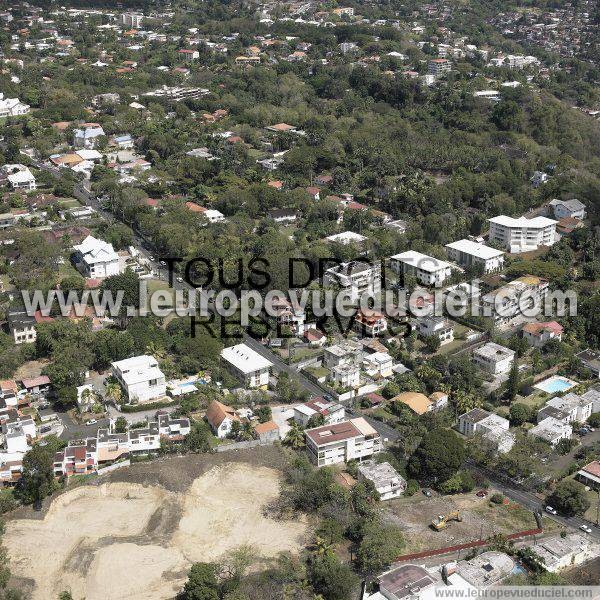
[476,490,488,497]
[176,276,184,283]
[422,489,432,497]
[85,419,98,426]
[39,425,51,434]
[545,506,558,515]
[580,524,592,534]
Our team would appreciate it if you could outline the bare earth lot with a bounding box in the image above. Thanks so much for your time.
[380,490,552,554]
[4,448,309,600]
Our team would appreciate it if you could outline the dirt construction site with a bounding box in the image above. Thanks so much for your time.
[380,490,551,555]
[4,447,309,600]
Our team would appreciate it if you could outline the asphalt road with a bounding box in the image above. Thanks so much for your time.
[470,464,600,540]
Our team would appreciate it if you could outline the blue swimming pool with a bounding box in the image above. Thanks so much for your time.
[534,376,578,394]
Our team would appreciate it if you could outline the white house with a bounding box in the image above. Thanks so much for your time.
[323,261,381,303]
[457,408,514,453]
[530,534,596,573]
[72,235,121,278]
[7,308,36,344]
[111,355,166,404]
[2,164,36,190]
[528,417,572,447]
[362,351,394,378]
[389,251,453,287]
[488,215,557,253]
[522,321,563,348]
[473,342,515,375]
[293,398,345,427]
[414,316,454,345]
[220,343,272,388]
[2,414,36,453]
[445,239,505,274]
[305,417,382,467]
[203,209,225,223]
[73,124,105,149]
[0,93,30,117]
[357,460,406,500]
[325,231,367,245]
[548,199,586,221]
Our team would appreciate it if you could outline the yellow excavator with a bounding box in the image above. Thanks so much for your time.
[431,510,462,531]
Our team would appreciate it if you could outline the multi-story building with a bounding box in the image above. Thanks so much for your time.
[111,355,167,404]
[323,261,381,303]
[323,340,362,368]
[522,321,563,348]
[457,408,514,453]
[481,275,549,327]
[445,239,505,274]
[354,309,387,337]
[7,308,37,345]
[488,215,557,253]
[1,164,36,190]
[428,58,451,76]
[537,392,594,425]
[72,235,121,278]
[414,316,454,345]
[305,417,382,467]
[220,343,272,389]
[529,417,572,447]
[389,251,453,287]
[293,398,345,428]
[362,351,393,378]
[120,12,143,28]
[357,460,406,500]
[331,363,360,388]
[473,342,515,375]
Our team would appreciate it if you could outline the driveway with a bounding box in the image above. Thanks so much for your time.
[271,405,295,439]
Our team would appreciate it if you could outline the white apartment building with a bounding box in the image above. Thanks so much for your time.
[0,93,30,117]
[111,355,167,404]
[305,417,382,467]
[121,12,143,28]
[428,58,451,76]
[389,251,453,287]
[529,417,572,447]
[488,215,557,253]
[323,261,381,303]
[72,235,121,278]
[537,392,594,425]
[2,415,36,453]
[357,460,406,500]
[331,363,360,388]
[220,343,272,388]
[323,340,362,368]
[445,239,505,273]
[362,351,394,378]
[293,398,345,428]
[481,275,549,326]
[473,342,515,375]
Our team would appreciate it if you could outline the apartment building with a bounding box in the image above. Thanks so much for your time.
[111,355,167,404]
[362,351,394,378]
[488,215,557,253]
[323,340,362,368]
[72,235,121,278]
[220,343,272,388]
[331,363,361,388]
[389,251,453,287]
[457,408,514,453]
[305,417,382,467]
[414,316,454,345]
[121,12,143,28]
[473,342,515,375]
[529,417,572,447]
[323,261,381,303]
[428,58,451,76]
[445,239,505,273]
[537,392,595,425]
[481,275,549,327]
[7,308,37,344]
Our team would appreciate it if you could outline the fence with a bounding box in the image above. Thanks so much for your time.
[393,528,543,563]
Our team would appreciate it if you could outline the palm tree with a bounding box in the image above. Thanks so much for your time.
[284,423,305,449]
[239,421,256,441]
[145,343,166,361]
[105,382,123,406]
[452,389,481,415]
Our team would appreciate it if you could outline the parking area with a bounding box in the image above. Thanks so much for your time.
[271,405,294,439]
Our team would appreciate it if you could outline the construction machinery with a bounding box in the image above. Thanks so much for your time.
[431,510,462,531]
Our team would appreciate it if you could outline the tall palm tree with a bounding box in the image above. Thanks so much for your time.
[284,423,305,449]
[452,389,481,415]
[145,343,166,361]
[105,382,123,406]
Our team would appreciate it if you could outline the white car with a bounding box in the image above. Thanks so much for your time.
[580,525,592,534]
[545,506,558,515]
[176,276,184,283]
[85,419,98,426]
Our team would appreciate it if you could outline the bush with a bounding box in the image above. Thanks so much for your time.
[119,399,174,413]
[490,493,504,504]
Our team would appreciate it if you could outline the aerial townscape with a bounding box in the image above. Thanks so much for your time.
[0,0,598,598]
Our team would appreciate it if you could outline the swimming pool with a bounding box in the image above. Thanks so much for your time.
[534,375,578,394]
